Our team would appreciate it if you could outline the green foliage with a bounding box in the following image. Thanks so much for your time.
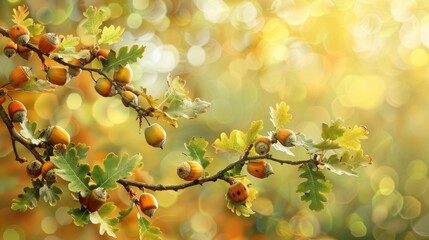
[138,213,162,240]
[51,144,91,193]
[89,202,119,238]
[39,184,62,206]
[185,137,213,168]
[82,6,106,35]
[163,76,211,119]
[91,153,142,190]
[98,25,124,45]
[296,162,332,211]
[102,45,146,73]
[11,179,42,212]
[18,78,57,92]
[270,101,292,130]
[11,5,44,36]
[118,201,135,222]
[325,150,372,176]
[321,119,346,141]
[51,49,91,62]
[59,35,80,50]
[68,207,90,227]
[212,120,263,155]
[334,125,368,151]
[19,120,42,145]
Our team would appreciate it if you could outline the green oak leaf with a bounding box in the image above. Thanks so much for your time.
[91,153,142,190]
[50,144,91,193]
[321,119,346,141]
[102,45,145,73]
[17,77,57,92]
[59,35,80,50]
[185,137,213,168]
[68,207,90,227]
[11,179,43,212]
[39,184,62,206]
[118,201,135,222]
[98,25,125,45]
[50,49,91,62]
[324,155,356,176]
[89,202,119,238]
[296,162,332,211]
[314,140,341,151]
[19,120,42,145]
[138,214,162,240]
[212,120,263,155]
[269,101,293,130]
[334,125,368,151]
[82,6,106,35]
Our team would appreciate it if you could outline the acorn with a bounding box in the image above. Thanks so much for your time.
[94,78,116,97]
[228,181,250,204]
[8,100,27,123]
[8,25,30,45]
[46,66,70,86]
[247,160,274,179]
[17,45,33,60]
[275,129,297,147]
[113,64,133,85]
[144,123,166,149]
[121,90,138,107]
[68,59,82,77]
[96,48,110,62]
[38,33,60,54]
[4,41,18,58]
[86,187,107,212]
[9,66,31,88]
[45,125,71,145]
[177,161,203,181]
[26,160,43,178]
[41,161,56,182]
[139,193,158,217]
[254,136,272,155]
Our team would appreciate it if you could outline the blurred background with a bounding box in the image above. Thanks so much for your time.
[0,0,429,239]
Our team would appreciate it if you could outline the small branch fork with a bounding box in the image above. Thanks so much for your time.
[0,25,316,194]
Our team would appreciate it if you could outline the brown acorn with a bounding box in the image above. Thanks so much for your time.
[38,33,60,54]
[113,64,133,85]
[46,66,70,86]
[94,78,116,97]
[275,129,297,147]
[68,59,82,77]
[4,41,18,58]
[177,161,203,181]
[139,193,158,217]
[144,123,166,148]
[8,25,30,44]
[26,160,43,178]
[86,187,107,212]
[96,49,110,61]
[254,136,272,155]
[41,161,56,182]
[17,45,33,60]
[247,160,274,179]
[121,90,138,107]
[9,66,31,88]
[45,125,71,145]
[8,100,27,123]
[228,181,250,204]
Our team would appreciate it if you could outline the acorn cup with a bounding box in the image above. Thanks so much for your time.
[45,125,71,145]
[228,181,250,204]
[177,161,203,181]
[9,66,31,88]
[113,64,133,85]
[26,160,43,178]
[41,161,56,182]
[8,25,30,45]
[68,59,82,77]
[254,136,272,155]
[144,123,166,149]
[46,66,70,86]
[275,129,297,147]
[4,41,18,58]
[139,193,158,217]
[8,100,27,123]
[86,187,107,212]
[121,90,138,107]
[38,33,60,54]
[247,160,274,179]
[96,48,110,62]
[94,78,116,97]
[17,45,33,60]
